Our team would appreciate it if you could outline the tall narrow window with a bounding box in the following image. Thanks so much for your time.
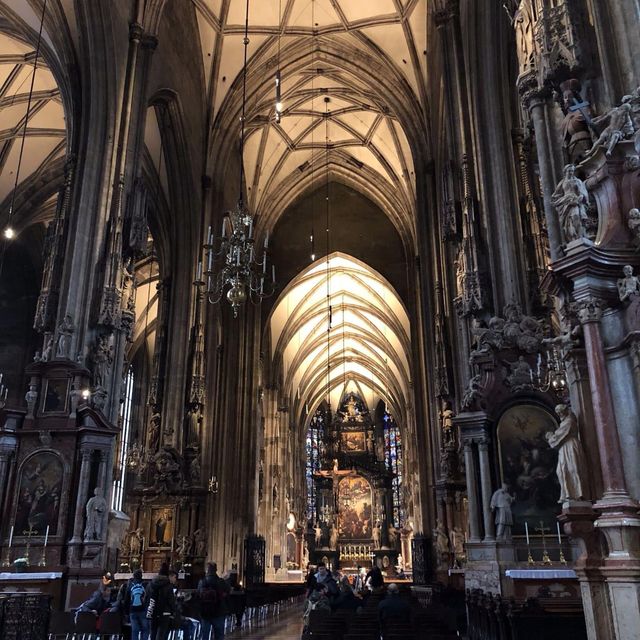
[112,366,134,510]
[383,410,404,528]
[305,408,325,523]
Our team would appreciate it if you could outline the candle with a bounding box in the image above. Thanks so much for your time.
[525,521,530,545]
[8,526,13,549]
[556,521,562,545]
[44,525,49,547]
[207,225,212,243]
[196,261,202,279]
[264,230,269,248]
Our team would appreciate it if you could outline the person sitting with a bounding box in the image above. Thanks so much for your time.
[332,575,362,611]
[314,563,338,599]
[377,583,411,622]
[302,583,332,629]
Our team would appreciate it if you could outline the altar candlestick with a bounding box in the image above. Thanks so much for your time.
[44,525,49,547]
[556,521,562,545]
[525,521,530,545]
[8,526,13,548]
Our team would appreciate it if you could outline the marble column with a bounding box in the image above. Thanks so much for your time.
[576,299,631,500]
[0,446,15,519]
[478,439,495,541]
[464,442,481,542]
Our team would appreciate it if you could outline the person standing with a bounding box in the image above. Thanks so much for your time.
[146,563,176,640]
[198,562,230,640]
[121,569,149,640]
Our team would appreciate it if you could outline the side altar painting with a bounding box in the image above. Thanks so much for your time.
[497,405,560,534]
[337,475,372,539]
[14,452,63,535]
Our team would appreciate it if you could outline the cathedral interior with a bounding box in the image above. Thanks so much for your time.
[0,1,639,639]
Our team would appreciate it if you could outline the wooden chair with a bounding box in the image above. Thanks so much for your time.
[48,611,75,639]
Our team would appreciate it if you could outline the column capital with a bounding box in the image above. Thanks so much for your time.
[434,0,459,27]
[477,437,490,451]
[575,297,607,324]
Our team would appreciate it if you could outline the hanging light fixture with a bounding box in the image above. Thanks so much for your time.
[532,345,568,393]
[274,0,283,123]
[0,0,48,279]
[203,0,275,317]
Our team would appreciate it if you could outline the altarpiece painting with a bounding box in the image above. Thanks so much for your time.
[337,475,372,539]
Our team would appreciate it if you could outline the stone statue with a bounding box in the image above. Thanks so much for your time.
[507,355,532,390]
[272,482,279,512]
[433,519,450,565]
[388,525,398,547]
[451,526,466,567]
[590,99,634,157]
[176,534,192,558]
[120,531,131,556]
[55,314,74,359]
[314,522,322,547]
[91,386,108,412]
[84,487,108,541]
[41,335,54,362]
[514,1,535,77]
[627,208,640,246]
[461,374,483,411]
[617,265,640,302]
[372,523,382,549]
[147,412,161,452]
[186,407,201,447]
[329,524,338,550]
[490,484,515,541]
[129,527,143,556]
[440,401,455,445]
[546,404,588,503]
[192,528,206,557]
[551,165,590,245]
[190,455,201,484]
[25,384,38,418]
[92,334,113,388]
[560,89,594,164]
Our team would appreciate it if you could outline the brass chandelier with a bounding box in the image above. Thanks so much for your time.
[203,0,275,317]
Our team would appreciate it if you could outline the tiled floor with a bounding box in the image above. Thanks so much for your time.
[225,609,304,639]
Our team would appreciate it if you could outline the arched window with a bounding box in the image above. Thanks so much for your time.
[305,408,325,523]
[112,366,134,510]
[383,410,405,528]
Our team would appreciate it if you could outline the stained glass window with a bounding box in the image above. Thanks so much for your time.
[383,409,405,528]
[112,366,134,510]
[305,408,325,523]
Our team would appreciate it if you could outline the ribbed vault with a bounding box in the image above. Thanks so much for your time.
[268,252,411,427]
[0,30,65,218]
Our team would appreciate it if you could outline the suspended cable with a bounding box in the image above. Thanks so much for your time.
[238,0,250,206]
[325,96,331,413]
[310,0,316,263]
[0,0,48,278]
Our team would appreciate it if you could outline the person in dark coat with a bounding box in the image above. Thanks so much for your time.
[197,562,231,639]
[377,583,411,622]
[115,568,149,640]
[146,563,176,640]
[332,575,362,611]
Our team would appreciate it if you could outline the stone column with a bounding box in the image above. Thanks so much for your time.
[525,92,564,261]
[464,442,481,542]
[70,449,93,543]
[478,439,495,541]
[0,446,15,517]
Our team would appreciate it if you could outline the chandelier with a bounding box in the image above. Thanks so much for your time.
[203,0,275,317]
[533,344,568,393]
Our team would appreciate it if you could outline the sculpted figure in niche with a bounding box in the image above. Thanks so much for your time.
[329,524,338,550]
[92,335,113,388]
[388,526,398,548]
[617,265,640,302]
[433,519,450,565]
[590,99,634,157]
[627,208,640,246]
[490,484,515,541]
[559,81,594,164]
[372,522,382,549]
[55,314,74,359]
[192,528,206,557]
[129,527,143,556]
[545,404,588,503]
[84,487,108,541]
[514,1,535,77]
[551,164,590,244]
[42,335,54,362]
[314,522,322,547]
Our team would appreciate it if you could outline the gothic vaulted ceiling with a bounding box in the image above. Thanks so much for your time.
[194,0,427,237]
[269,253,411,428]
[0,30,65,220]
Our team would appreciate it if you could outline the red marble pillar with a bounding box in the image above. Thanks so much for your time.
[577,298,631,500]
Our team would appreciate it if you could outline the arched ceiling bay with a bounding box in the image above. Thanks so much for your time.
[0,30,65,216]
[194,0,426,239]
[269,252,411,428]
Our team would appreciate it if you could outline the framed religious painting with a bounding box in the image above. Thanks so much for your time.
[337,475,373,539]
[341,431,366,453]
[497,404,560,535]
[14,452,64,536]
[41,377,70,414]
[149,507,174,548]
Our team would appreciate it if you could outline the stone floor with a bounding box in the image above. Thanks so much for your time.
[225,609,304,639]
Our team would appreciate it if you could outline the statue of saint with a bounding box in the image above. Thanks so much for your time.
[627,208,640,245]
[433,519,450,565]
[329,524,338,550]
[490,484,515,540]
[551,165,590,244]
[546,404,588,503]
[192,528,206,557]
[55,314,74,359]
[388,525,398,547]
[129,527,143,556]
[314,522,322,547]
[84,487,108,541]
[372,523,382,549]
[617,265,640,302]
[590,100,634,157]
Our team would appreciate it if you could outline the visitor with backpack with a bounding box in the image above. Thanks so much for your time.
[121,569,149,640]
[198,562,230,640]
[146,563,177,640]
